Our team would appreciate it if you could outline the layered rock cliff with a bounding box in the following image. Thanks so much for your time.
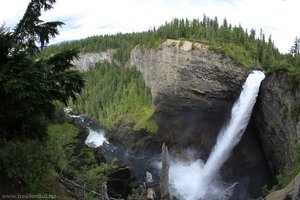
[72,50,115,71]
[129,39,247,112]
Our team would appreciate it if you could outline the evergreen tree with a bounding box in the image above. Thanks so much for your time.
[0,0,84,140]
[290,37,300,56]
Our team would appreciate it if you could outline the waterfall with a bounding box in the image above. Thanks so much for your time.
[202,70,265,184]
[169,70,265,200]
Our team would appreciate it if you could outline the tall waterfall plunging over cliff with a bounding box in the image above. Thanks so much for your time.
[169,70,266,200]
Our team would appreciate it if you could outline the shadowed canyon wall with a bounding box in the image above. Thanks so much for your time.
[254,73,300,174]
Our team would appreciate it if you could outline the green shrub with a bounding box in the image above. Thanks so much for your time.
[191,42,196,50]
[171,41,177,47]
[210,42,256,68]
[46,123,79,173]
[84,161,118,191]
[287,67,300,92]
[179,40,184,48]
[265,138,300,194]
[0,140,50,192]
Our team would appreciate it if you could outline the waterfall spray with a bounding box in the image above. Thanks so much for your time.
[169,70,265,200]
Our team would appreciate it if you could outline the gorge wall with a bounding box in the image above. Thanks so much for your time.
[129,40,274,197]
[73,39,300,182]
[254,73,300,174]
[128,40,299,175]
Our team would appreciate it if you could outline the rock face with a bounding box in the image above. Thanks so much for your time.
[129,40,272,198]
[129,39,247,112]
[254,73,300,174]
[128,40,300,177]
[73,50,115,71]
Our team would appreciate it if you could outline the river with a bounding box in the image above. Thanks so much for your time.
[64,107,161,183]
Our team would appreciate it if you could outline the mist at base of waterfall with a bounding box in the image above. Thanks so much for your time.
[169,158,227,200]
[167,71,265,200]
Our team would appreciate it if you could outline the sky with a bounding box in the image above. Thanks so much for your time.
[0,0,299,53]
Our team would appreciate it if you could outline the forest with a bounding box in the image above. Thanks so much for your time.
[42,16,300,69]
[68,62,157,133]
[42,16,300,91]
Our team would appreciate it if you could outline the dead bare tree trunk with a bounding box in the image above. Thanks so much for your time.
[293,176,300,200]
[60,176,111,199]
[146,171,156,199]
[100,182,110,200]
[83,182,87,198]
[160,143,170,200]
[223,182,239,200]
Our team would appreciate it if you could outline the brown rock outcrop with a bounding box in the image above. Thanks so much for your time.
[129,39,247,112]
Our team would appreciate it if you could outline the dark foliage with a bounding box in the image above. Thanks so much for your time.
[290,37,300,56]
[0,0,84,140]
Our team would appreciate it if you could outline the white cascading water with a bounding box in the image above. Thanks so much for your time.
[169,70,265,200]
[64,107,109,148]
[85,128,109,148]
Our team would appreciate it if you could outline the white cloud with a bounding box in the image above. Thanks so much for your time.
[0,0,299,53]
[223,0,300,53]
[0,0,29,27]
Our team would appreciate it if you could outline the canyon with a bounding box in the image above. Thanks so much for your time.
[129,39,300,176]
[73,39,300,198]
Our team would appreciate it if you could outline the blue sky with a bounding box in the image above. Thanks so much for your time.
[1,0,299,53]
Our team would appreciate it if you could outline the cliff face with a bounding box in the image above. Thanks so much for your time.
[128,40,272,197]
[72,50,115,71]
[129,39,247,112]
[128,40,300,176]
[254,73,300,174]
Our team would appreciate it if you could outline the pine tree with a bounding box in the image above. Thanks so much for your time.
[290,37,300,56]
[0,0,84,140]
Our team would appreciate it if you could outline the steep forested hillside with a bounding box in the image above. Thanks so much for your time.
[40,16,300,136]
[68,62,157,133]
